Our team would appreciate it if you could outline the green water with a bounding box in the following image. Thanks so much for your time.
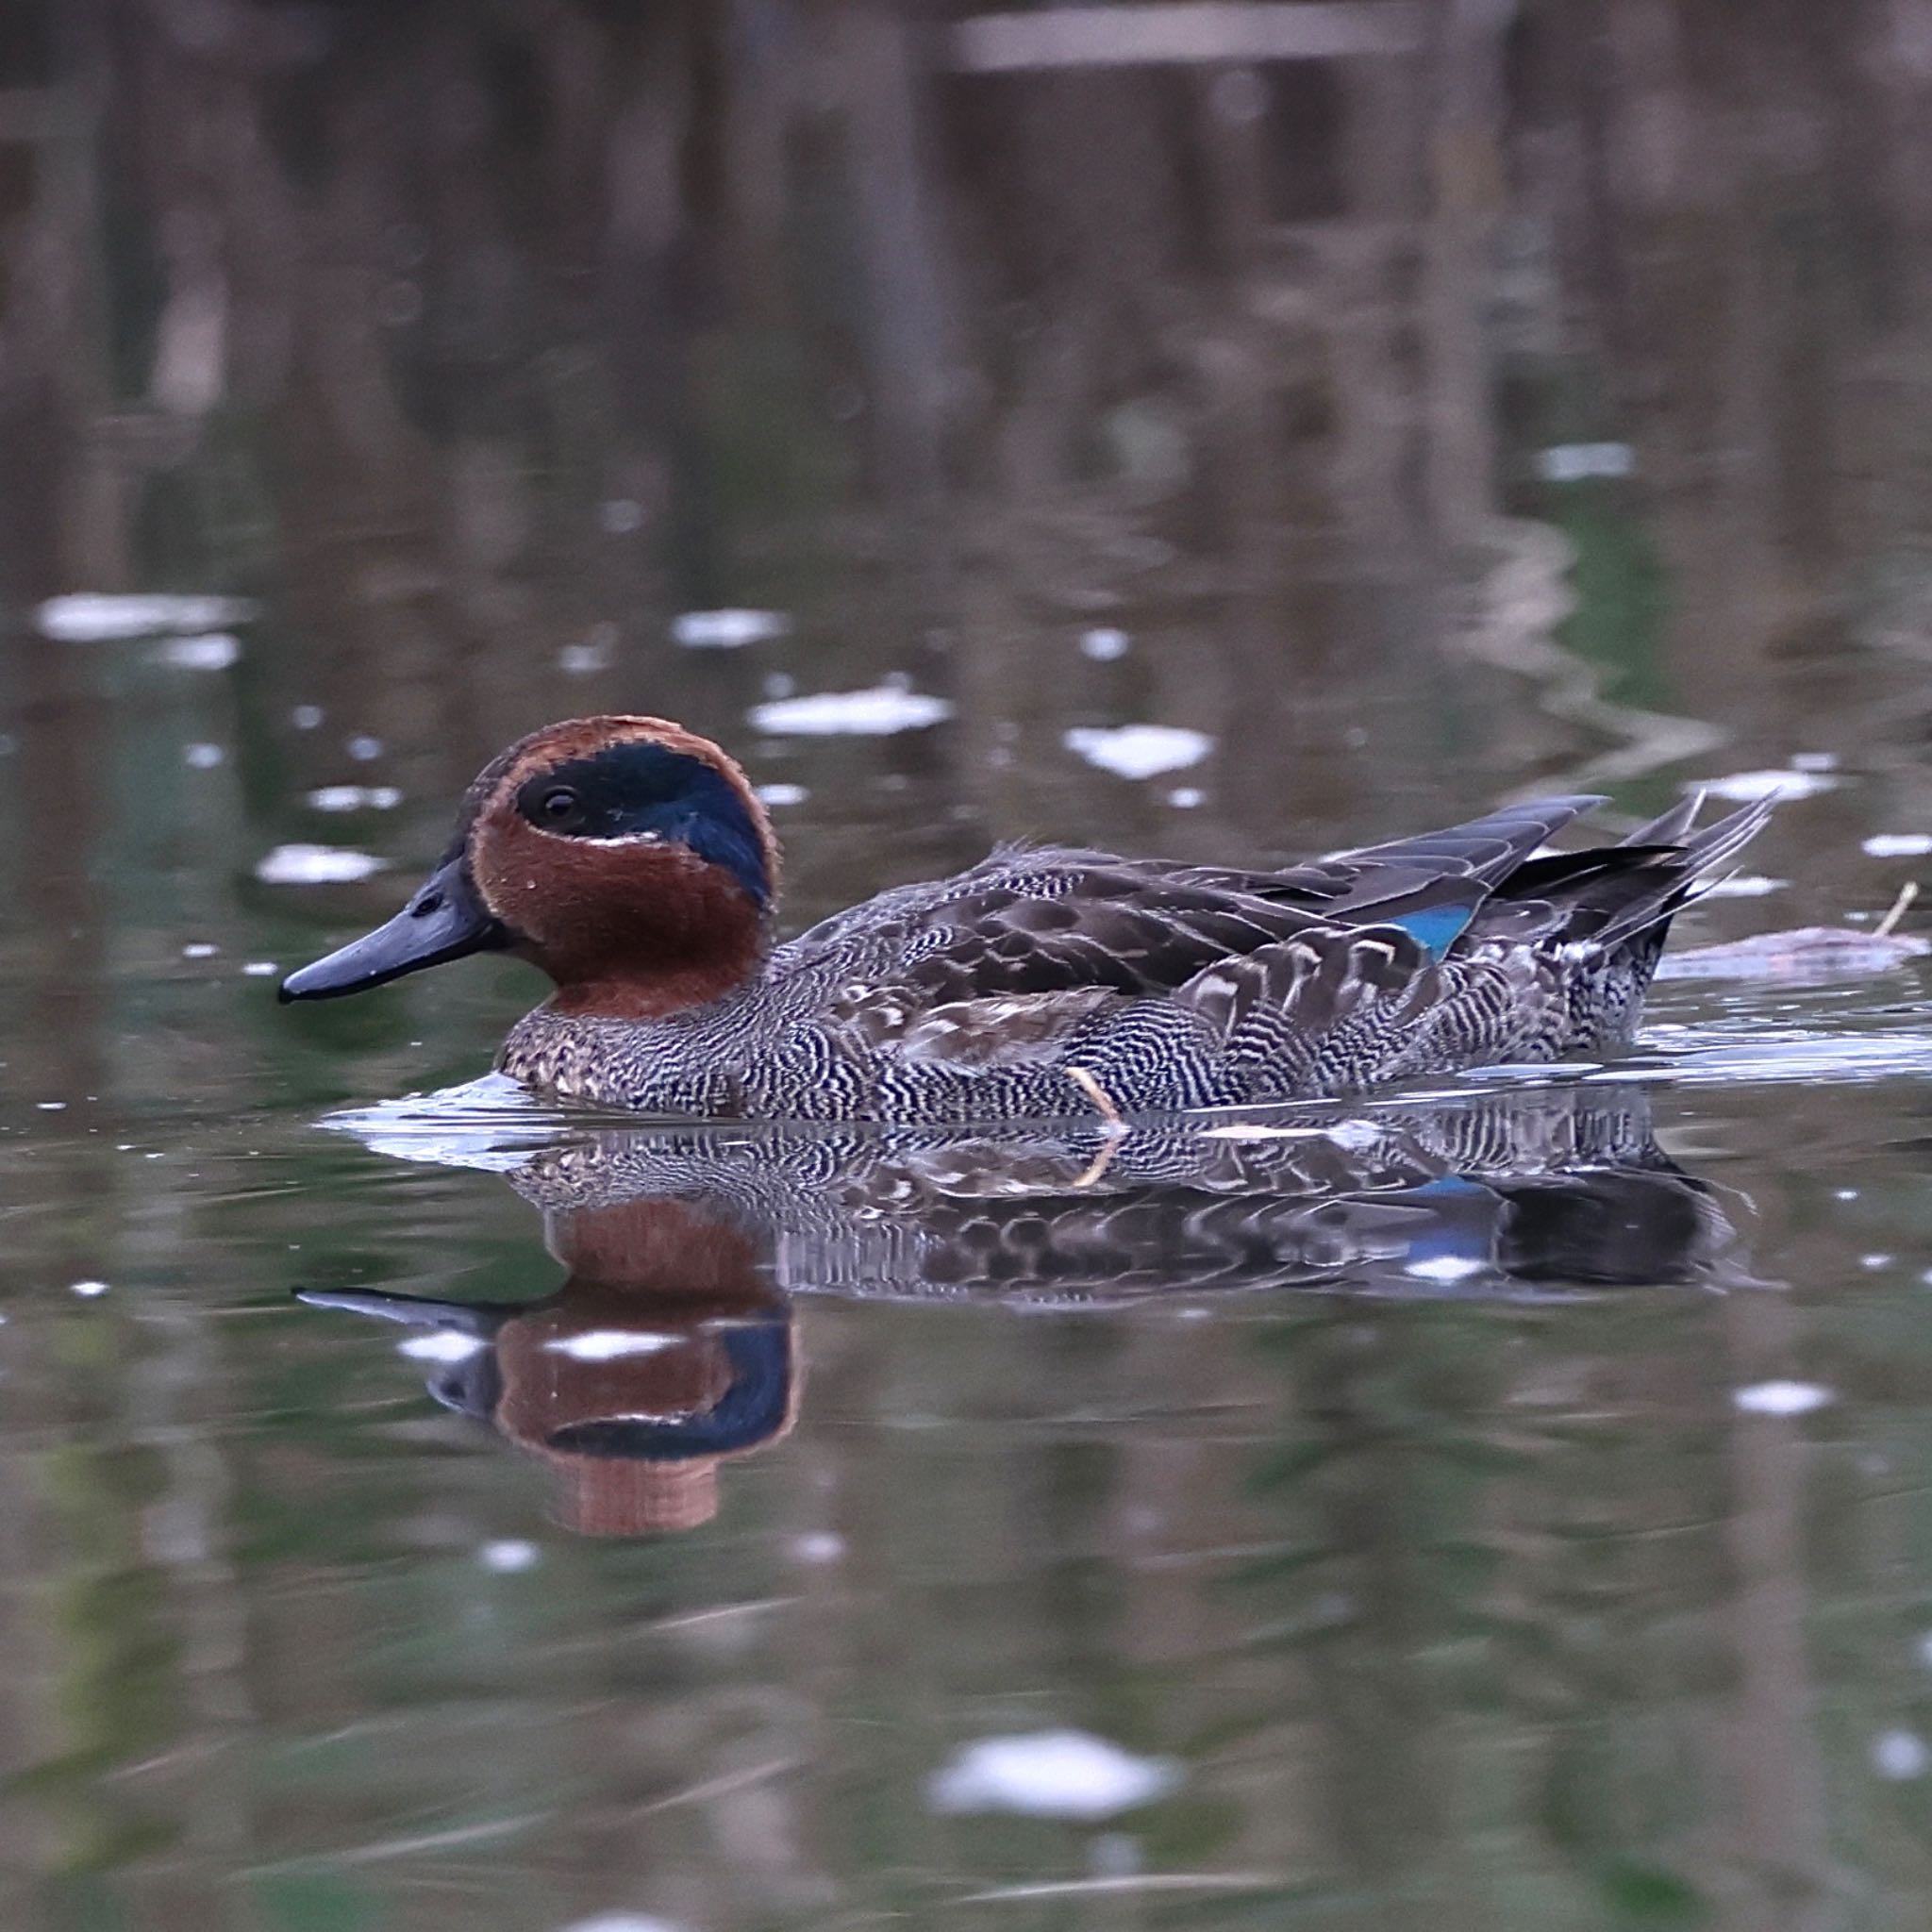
[8,1,1932,1924]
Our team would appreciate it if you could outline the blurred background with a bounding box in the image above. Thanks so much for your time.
[8,2,1932,1928]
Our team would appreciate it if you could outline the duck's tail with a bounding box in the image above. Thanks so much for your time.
[1476,791,1777,962]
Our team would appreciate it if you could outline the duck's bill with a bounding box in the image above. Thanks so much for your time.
[278,857,508,1003]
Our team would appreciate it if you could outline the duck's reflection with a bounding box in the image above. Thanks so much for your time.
[304,1087,1749,1535]
[303,1202,796,1535]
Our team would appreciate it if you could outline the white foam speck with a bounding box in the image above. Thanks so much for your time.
[1704,769,1840,802]
[756,782,808,808]
[185,742,225,769]
[1862,1254,1894,1270]
[792,1532,845,1565]
[478,1539,540,1574]
[1198,1122,1324,1142]
[927,1731,1180,1821]
[1405,1254,1488,1284]
[558,1916,685,1932]
[157,632,242,670]
[242,960,278,977]
[255,843,388,885]
[1733,1379,1835,1416]
[599,497,644,535]
[398,1332,487,1363]
[1790,751,1839,773]
[1864,834,1932,858]
[672,608,791,649]
[541,1329,675,1362]
[1064,724,1211,780]
[308,785,402,812]
[558,641,611,675]
[1168,786,1204,809]
[1535,441,1635,483]
[1080,626,1129,660]
[69,1280,108,1298]
[35,1102,65,1111]
[181,942,219,959]
[346,735,384,762]
[1874,1730,1928,1780]
[291,705,324,730]
[36,592,257,641]
[749,684,951,736]
[1699,874,1786,898]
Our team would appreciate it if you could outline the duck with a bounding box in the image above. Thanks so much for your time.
[279,714,1774,1122]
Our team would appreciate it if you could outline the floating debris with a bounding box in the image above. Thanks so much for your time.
[308,785,402,812]
[748,684,951,736]
[346,734,383,762]
[1080,626,1130,660]
[1535,441,1635,483]
[926,1731,1180,1821]
[1876,879,1920,939]
[184,743,225,769]
[1065,724,1211,780]
[756,781,808,808]
[1733,1380,1835,1417]
[69,1279,108,1298]
[557,1916,685,1932]
[37,592,257,641]
[1864,833,1932,858]
[673,608,791,649]
[1704,769,1840,802]
[255,843,388,886]
[1167,786,1205,809]
[156,632,241,670]
[476,1539,541,1574]
[558,640,611,675]
[291,705,325,730]
[1657,926,1930,981]
[181,942,219,959]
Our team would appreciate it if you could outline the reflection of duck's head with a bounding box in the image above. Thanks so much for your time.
[301,1199,796,1536]
[278,716,777,1019]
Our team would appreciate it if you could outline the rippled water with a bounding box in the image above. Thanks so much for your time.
[11,4,1932,1925]
[9,808,1932,1927]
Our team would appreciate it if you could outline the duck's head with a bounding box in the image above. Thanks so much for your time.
[279,716,778,1018]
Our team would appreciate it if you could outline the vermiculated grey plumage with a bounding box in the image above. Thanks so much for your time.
[497,792,1774,1122]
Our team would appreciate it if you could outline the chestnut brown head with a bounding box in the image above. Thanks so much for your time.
[279,717,779,1017]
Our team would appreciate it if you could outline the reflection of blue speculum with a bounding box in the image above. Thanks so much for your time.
[302,1083,1754,1538]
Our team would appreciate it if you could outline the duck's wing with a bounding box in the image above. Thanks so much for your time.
[824,797,1604,1005]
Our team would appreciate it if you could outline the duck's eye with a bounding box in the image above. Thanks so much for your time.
[540,788,580,824]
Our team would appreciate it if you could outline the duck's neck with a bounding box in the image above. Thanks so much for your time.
[531,876,770,1022]
[546,953,764,1022]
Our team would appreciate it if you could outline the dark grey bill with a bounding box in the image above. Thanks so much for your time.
[277,856,508,1003]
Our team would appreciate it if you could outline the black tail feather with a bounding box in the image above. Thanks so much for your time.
[1473,791,1777,957]
[1590,793,1777,952]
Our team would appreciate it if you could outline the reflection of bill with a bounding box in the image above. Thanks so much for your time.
[303,1200,797,1537]
[302,1087,1752,1536]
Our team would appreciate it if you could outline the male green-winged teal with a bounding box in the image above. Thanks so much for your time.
[279,715,1773,1121]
